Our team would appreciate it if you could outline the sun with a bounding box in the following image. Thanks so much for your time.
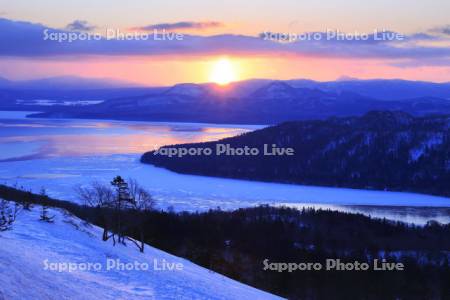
[209,58,237,85]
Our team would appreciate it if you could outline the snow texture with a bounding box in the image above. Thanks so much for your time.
[0,203,283,300]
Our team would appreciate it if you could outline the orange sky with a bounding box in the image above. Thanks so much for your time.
[1,54,449,85]
[1,0,450,84]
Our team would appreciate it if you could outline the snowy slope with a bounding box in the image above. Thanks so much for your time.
[0,203,283,300]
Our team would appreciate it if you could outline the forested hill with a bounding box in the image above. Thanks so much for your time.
[142,111,450,197]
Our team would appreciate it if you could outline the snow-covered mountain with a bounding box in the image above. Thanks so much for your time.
[0,76,140,90]
[286,79,450,100]
[164,83,211,98]
[31,80,450,124]
[0,203,283,300]
[251,81,299,100]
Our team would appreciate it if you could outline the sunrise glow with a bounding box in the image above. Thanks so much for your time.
[209,58,237,85]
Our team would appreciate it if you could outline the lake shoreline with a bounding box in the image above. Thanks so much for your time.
[0,111,448,225]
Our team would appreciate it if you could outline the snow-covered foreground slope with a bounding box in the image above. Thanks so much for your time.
[0,203,283,300]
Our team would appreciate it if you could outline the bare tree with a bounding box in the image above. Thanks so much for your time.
[76,177,156,252]
[75,181,115,241]
[126,179,156,252]
[128,179,156,211]
[76,181,115,208]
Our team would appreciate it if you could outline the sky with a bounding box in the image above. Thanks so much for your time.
[0,0,450,85]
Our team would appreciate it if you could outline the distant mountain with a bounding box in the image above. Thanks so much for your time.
[0,76,11,86]
[164,83,213,98]
[251,81,299,100]
[287,79,450,100]
[1,77,449,124]
[0,75,141,90]
[2,76,450,99]
[31,81,450,124]
[161,80,273,99]
[0,88,169,109]
[142,111,450,197]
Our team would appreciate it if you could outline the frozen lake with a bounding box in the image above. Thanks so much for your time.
[0,111,449,225]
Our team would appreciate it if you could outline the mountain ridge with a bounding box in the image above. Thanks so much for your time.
[142,111,450,197]
[29,81,450,124]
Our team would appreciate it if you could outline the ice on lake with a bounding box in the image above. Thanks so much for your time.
[1,154,449,225]
[0,111,448,225]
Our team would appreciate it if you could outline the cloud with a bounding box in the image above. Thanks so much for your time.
[408,32,438,41]
[442,27,450,35]
[0,18,449,68]
[429,25,450,36]
[66,20,96,31]
[135,21,223,31]
[437,26,450,35]
[389,58,450,68]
